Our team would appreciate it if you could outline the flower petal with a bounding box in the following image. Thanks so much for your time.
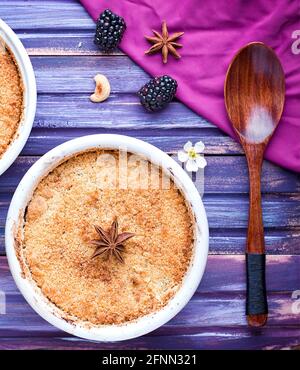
[194,141,205,153]
[196,156,207,168]
[186,159,199,172]
[183,141,193,152]
[178,150,189,163]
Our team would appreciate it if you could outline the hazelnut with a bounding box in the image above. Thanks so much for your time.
[89,74,111,103]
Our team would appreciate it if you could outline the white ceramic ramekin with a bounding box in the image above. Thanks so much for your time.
[6,134,209,342]
[0,19,36,176]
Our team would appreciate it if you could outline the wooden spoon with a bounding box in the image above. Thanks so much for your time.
[224,42,285,327]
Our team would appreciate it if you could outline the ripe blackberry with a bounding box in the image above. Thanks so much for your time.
[138,75,178,112]
[94,9,126,52]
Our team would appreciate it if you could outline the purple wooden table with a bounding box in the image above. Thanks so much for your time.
[0,0,299,350]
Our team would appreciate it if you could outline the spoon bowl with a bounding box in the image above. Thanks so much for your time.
[225,42,285,145]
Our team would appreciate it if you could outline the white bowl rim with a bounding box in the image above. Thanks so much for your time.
[5,134,209,342]
[0,19,37,176]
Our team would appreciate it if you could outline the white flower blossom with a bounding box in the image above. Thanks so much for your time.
[178,141,207,172]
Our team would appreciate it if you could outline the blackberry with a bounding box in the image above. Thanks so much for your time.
[94,9,126,52]
[138,75,178,112]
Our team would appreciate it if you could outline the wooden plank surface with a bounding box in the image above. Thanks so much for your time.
[0,0,299,350]
[0,327,299,350]
[0,293,298,334]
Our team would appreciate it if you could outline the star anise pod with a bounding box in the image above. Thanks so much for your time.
[91,218,134,263]
[144,20,184,64]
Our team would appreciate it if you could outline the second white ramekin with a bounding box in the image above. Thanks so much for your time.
[0,19,36,176]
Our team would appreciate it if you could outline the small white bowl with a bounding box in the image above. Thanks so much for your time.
[6,135,209,342]
[0,20,36,176]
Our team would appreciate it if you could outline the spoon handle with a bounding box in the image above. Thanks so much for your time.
[245,146,268,327]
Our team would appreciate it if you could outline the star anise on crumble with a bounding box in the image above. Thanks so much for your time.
[90,218,135,263]
[144,20,184,64]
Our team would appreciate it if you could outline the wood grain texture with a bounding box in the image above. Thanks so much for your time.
[0,0,299,349]
[20,33,123,56]
[31,56,152,94]
[0,327,299,350]
[0,1,94,30]
[23,127,243,155]
[32,93,212,129]
[0,293,298,335]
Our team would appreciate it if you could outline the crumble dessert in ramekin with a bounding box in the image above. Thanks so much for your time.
[0,40,23,158]
[21,149,194,325]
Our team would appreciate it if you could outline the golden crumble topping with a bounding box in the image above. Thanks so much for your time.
[0,42,23,157]
[23,150,194,325]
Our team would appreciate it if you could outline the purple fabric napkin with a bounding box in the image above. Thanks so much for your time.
[80,0,300,172]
